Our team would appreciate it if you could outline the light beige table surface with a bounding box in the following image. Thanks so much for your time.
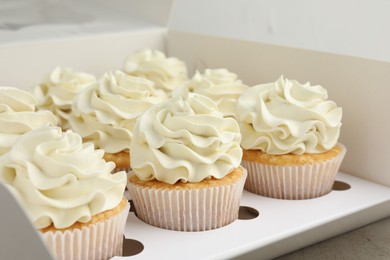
[276,217,390,260]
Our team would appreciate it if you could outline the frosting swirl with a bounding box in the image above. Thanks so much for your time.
[69,70,167,153]
[131,93,242,184]
[0,87,58,155]
[123,49,188,93]
[33,67,96,129]
[0,126,127,229]
[236,76,342,154]
[173,69,249,117]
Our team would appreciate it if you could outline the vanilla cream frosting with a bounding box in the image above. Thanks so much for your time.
[0,87,58,155]
[173,68,249,117]
[131,93,242,184]
[123,49,188,93]
[69,70,168,153]
[33,67,96,129]
[236,76,342,155]
[0,126,127,229]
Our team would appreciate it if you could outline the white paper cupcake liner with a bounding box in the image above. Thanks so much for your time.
[242,144,346,200]
[127,168,247,231]
[41,201,130,260]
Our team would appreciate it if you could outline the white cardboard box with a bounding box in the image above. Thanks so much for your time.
[0,1,389,259]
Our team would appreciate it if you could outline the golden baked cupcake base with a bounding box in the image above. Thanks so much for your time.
[127,167,247,231]
[242,144,347,200]
[104,150,131,173]
[40,198,130,260]
[243,144,344,166]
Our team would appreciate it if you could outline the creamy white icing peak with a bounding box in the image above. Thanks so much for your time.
[131,93,242,184]
[0,87,58,155]
[236,76,342,154]
[172,69,249,117]
[123,49,188,93]
[69,70,168,153]
[33,67,96,128]
[0,126,127,229]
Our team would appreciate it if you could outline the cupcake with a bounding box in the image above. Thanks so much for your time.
[236,76,346,200]
[128,93,247,231]
[123,49,188,95]
[0,126,129,260]
[69,70,167,172]
[33,66,96,130]
[0,86,58,156]
[172,68,249,118]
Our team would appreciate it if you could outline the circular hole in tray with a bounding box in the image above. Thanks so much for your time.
[332,181,351,191]
[238,206,259,220]
[122,237,144,257]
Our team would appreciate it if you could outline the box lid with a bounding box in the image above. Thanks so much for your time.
[0,0,173,44]
[3,0,390,63]
[169,0,390,62]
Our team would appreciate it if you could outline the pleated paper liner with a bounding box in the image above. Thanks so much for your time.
[128,167,247,231]
[41,200,130,260]
[242,143,347,200]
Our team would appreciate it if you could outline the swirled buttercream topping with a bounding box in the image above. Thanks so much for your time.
[131,93,242,184]
[0,126,127,229]
[123,49,188,93]
[33,67,96,129]
[173,69,249,117]
[236,76,342,155]
[69,70,168,153]
[0,87,58,155]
